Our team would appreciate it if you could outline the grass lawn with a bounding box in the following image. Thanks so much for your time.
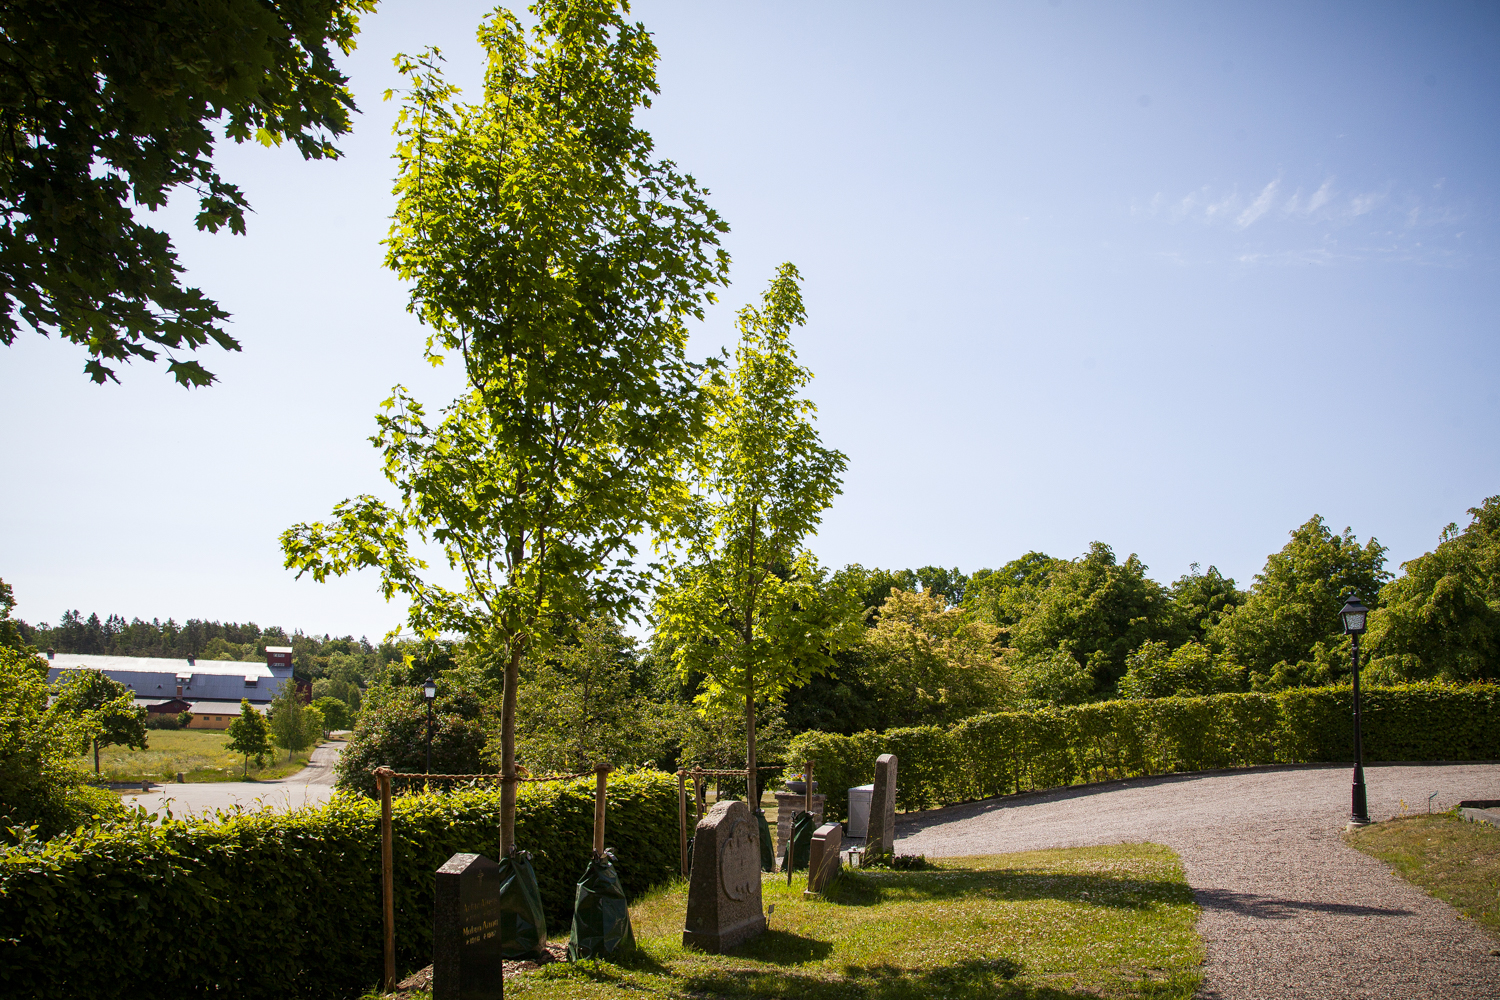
[80,728,314,783]
[1346,812,1500,940]
[381,842,1204,1000]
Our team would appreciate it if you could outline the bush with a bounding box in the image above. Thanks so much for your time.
[0,772,678,1000]
[335,687,488,796]
[790,683,1500,820]
[143,714,180,730]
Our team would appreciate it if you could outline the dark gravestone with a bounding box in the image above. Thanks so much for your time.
[434,853,503,1000]
[683,799,766,953]
[866,753,898,859]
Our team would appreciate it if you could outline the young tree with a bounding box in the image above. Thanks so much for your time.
[312,695,353,733]
[653,264,862,807]
[282,1,729,854]
[51,668,147,775]
[225,700,273,777]
[268,682,318,761]
[0,0,376,385]
[0,646,104,835]
[512,616,668,772]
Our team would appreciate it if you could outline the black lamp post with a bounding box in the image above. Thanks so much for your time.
[423,677,437,775]
[1340,594,1371,826]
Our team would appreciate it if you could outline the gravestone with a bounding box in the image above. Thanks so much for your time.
[803,822,843,898]
[433,853,503,1000]
[682,799,766,953]
[865,753,898,859]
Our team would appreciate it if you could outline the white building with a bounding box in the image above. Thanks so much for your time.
[45,646,295,730]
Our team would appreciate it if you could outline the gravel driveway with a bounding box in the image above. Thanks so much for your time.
[894,763,1500,999]
[121,739,344,817]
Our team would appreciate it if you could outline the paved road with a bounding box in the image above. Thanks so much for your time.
[895,763,1500,1000]
[121,740,343,817]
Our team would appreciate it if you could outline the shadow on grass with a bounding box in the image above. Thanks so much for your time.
[822,868,1191,911]
[732,929,836,965]
[677,957,1193,1000]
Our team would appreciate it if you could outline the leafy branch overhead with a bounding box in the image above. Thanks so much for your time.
[0,0,374,385]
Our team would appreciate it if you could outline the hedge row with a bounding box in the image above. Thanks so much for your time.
[789,683,1500,820]
[0,772,678,1000]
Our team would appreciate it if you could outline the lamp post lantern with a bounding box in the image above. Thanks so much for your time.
[423,677,437,776]
[1340,594,1371,826]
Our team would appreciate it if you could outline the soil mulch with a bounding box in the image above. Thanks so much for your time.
[389,941,569,997]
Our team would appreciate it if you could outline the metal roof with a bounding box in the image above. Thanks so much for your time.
[45,653,278,679]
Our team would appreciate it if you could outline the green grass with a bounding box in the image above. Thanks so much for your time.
[1346,812,1500,940]
[376,842,1203,1000]
[79,728,314,783]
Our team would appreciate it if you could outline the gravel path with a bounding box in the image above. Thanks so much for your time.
[121,739,344,817]
[894,763,1500,999]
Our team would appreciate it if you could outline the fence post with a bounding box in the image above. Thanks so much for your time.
[677,770,688,877]
[804,760,814,815]
[376,766,395,991]
[593,763,612,856]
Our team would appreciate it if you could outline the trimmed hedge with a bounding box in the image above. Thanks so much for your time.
[0,771,678,1000]
[789,683,1500,820]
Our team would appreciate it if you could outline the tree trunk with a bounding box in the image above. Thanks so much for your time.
[745,690,757,809]
[500,640,521,855]
[93,739,100,777]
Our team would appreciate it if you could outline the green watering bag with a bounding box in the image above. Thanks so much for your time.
[788,809,816,871]
[497,850,548,960]
[568,852,636,960]
[756,809,775,872]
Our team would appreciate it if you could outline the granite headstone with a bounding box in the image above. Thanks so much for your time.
[803,822,843,897]
[682,799,766,953]
[433,853,503,1000]
[866,753,897,859]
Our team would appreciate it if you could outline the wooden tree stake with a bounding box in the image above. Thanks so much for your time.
[677,770,689,877]
[376,766,395,991]
[593,763,612,856]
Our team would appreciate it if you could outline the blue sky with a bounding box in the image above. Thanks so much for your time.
[3,1,1496,641]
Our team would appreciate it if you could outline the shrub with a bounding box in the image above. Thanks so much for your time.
[143,713,180,730]
[335,687,488,796]
[791,683,1499,819]
[0,772,678,1000]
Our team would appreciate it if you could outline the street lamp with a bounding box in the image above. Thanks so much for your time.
[423,677,437,776]
[1340,594,1371,826]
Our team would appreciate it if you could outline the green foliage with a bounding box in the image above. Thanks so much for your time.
[653,264,861,797]
[790,683,1500,820]
[0,647,115,839]
[858,588,1009,726]
[50,668,147,774]
[312,677,362,713]
[0,0,375,385]
[334,687,488,797]
[1118,640,1245,699]
[1002,543,1184,695]
[285,1,731,850]
[1170,564,1245,641]
[1368,496,1500,683]
[311,696,353,732]
[0,773,679,999]
[0,578,29,652]
[267,683,320,760]
[512,617,670,773]
[225,700,273,776]
[1209,515,1389,686]
[1003,644,1098,705]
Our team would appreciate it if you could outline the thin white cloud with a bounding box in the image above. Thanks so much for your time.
[1350,190,1384,216]
[1236,180,1279,227]
[1305,179,1333,212]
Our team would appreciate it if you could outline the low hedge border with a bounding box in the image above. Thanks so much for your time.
[789,683,1500,820]
[0,771,678,1000]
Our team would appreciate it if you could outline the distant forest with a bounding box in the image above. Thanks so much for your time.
[16,611,398,685]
